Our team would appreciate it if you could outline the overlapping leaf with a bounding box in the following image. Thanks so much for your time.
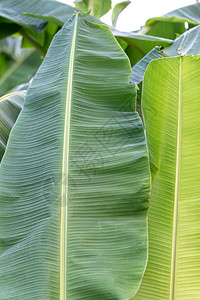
[0,91,26,162]
[134,55,200,300]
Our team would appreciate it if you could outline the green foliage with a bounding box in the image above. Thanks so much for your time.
[0,14,150,299]
[1,2,200,300]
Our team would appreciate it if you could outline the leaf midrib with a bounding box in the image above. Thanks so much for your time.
[60,13,78,300]
[170,57,182,300]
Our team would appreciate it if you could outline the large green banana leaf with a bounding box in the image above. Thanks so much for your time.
[0,14,150,300]
[0,91,26,163]
[133,55,200,300]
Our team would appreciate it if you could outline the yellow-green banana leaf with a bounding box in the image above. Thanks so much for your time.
[134,55,200,300]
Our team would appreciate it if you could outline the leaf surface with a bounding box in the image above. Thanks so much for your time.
[0,14,150,300]
[134,55,200,300]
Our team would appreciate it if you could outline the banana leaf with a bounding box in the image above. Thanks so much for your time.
[0,14,150,300]
[134,55,200,299]
[10,82,29,93]
[0,91,26,163]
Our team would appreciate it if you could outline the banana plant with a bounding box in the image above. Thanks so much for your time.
[133,55,200,299]
[0,14,150,299]
[1,2,200,300]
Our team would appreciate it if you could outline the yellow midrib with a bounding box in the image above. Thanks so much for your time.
[60,14,78,300]
[0,90,27,102]
[170,57,182,300]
